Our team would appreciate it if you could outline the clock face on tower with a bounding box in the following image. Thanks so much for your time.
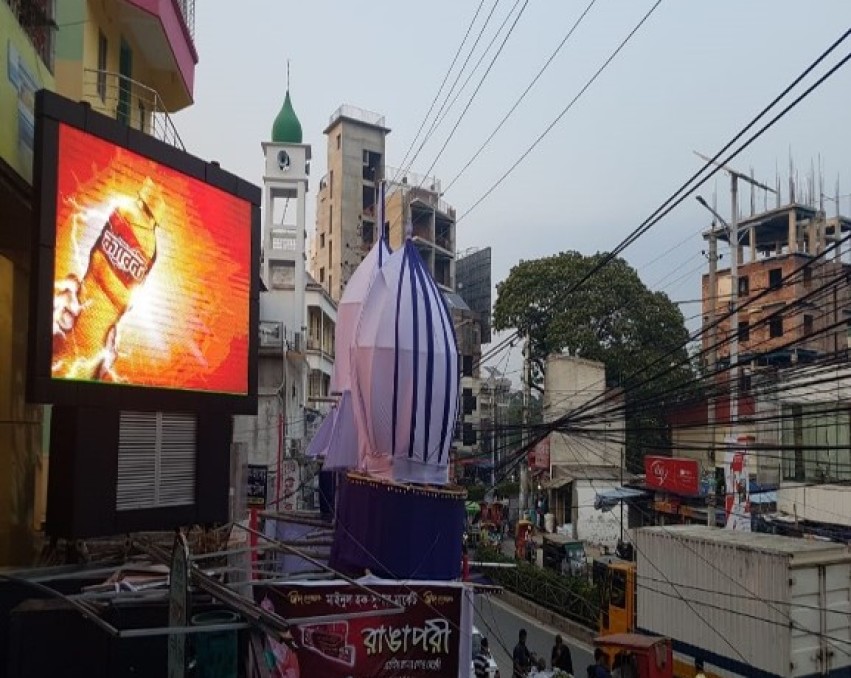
[277,150,291,172]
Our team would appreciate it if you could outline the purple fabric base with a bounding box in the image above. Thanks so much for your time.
[330,474,465,580]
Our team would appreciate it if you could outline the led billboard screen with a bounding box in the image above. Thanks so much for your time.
[30,91,260,412]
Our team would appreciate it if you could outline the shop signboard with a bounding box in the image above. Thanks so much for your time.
[254,580,471,678]
[644,455,701,496]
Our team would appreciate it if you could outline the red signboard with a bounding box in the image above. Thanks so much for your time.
[644,456,700,496]
[254,581,468,678]
[528,436,550,471]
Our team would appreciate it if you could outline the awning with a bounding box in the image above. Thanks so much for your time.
[594,487,651,512]
[750,490,777,505]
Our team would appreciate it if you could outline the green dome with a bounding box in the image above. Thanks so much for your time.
[272,90,303,143]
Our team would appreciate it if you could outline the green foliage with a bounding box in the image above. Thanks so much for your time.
[493,251,695,470]
[466,485,487,502]
[475,544,599,628]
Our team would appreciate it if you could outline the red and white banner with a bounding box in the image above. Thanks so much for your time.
[724,437,751,531]
[528,436,551,471]
[644,456,701,496]
[253,579,472,678]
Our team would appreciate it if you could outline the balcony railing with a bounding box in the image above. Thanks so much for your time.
[83,68,186,150]
[307,336,335,357]
[5,0,55,72]
[174,0,195,42]
[328,104,385,129]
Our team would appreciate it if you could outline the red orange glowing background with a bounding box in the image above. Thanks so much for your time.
[52,123,252,395]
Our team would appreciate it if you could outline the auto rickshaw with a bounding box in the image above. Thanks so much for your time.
[594,633,673,678]
[514,519,534,560]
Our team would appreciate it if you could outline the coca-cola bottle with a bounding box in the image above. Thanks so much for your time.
[53,176,164,380]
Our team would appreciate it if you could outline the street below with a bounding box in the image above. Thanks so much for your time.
[473,593,593,676]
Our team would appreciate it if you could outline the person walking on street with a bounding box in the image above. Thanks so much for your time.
[513,628,533,677]
[551,635,573,674]
[586,648,611,678]
[474,637,492,678]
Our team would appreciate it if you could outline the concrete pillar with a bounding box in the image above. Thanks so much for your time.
[788,210,797,253]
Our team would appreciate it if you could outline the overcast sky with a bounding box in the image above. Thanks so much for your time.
[174,1,851,377]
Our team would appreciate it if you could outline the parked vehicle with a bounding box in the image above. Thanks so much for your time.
[596,525,851,677]
[594,634,673,678]
[541,533,587,577]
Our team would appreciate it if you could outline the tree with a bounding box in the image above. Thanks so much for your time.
[493,251,694,469]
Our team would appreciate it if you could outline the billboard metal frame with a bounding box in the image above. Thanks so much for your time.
[27,90,261,414]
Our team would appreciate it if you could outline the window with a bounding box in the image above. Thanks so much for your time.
[97,32,108,99]
[769,315,783,338]
[319,233,325,248]
[804,314,814,336]
[462,355,473,377]
[329,240,333,266]
[329,170,333,198]
[462,423,476,446]
[329,206,333,234]
[362,221,374,246]
[336,133,341,149]
[328,275,333,294]
[116,411,196,510]
[738,275,749,296]
[463,388,476,415]
[319,267,325,283]
[769,267,782,289]
[738,320,750,342]
[803,267,813,286]
[782,404,851,482]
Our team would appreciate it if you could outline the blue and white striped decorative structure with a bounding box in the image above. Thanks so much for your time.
[351,238,459,485]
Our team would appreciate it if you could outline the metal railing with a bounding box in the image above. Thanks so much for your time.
[328,104,385,129]
[476,545,599,628]
[174,0,195,42]
[82,68,186,150]
[5,0,55,72]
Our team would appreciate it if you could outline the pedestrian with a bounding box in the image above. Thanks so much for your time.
[551,634,573,674]
[586,648,611,678]
[695,658,707,678]
[512,628,533,677]
[474,637,492,678]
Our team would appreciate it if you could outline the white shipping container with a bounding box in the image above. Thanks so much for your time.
[634,525,851,678]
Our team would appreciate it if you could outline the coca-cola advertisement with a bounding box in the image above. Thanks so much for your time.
[38,116,254,400]
[253,579,472,678]
[644,455,701,496]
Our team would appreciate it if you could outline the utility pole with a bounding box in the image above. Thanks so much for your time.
[519,337,531,519]
[702,218,720,526]
[695,153,775,521]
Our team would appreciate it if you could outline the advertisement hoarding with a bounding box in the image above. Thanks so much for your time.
[724,437,751,531]
[29,91,260,413]
[246,464,268,508]
[528,436,551,471]
[254,580,471,678]
[644,456,701,496]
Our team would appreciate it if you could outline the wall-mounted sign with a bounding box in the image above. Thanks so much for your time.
[644,456,701,496]
[247,464,268,508]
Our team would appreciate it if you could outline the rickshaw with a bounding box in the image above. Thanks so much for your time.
[478,520,502,548]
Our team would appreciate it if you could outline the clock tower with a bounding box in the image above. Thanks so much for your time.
[261,85,310,340]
